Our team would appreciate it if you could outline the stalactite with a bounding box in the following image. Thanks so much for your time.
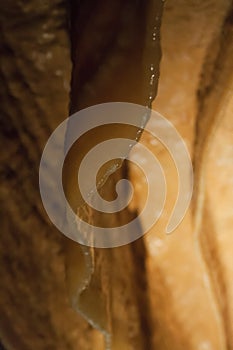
[64,1,164,348]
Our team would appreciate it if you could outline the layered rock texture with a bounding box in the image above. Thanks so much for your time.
[0,1,233,349]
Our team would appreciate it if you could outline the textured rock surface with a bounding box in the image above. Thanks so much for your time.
[0,1,101,349]
[0,1,163,349]
[1,0,233,350]
[130,1,233,349]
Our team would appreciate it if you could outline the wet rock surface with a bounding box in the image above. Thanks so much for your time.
[1,1,233,349]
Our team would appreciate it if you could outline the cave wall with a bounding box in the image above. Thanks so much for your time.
[0,1,233,350]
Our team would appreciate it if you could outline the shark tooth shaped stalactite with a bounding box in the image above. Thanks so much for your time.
[64,1,164,349]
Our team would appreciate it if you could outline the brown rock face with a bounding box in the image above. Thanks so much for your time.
[1,1,233,350]
[132,1,233,349]
[0,1,92,349]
